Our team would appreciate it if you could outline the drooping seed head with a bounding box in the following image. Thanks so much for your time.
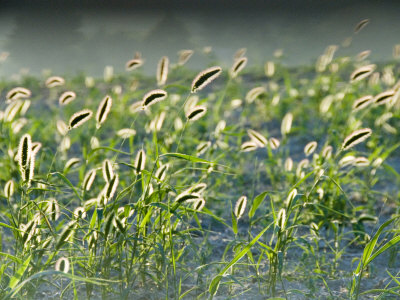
[322,145,333,159]
[196,141,212,155]
[56,120,69,136]
[186,105,207,121]
[175,192,201,203]
[240,141,258,152]
[83,169,96,191]
[230,57,248,78]
[319,95,333,114]
[20,100,31,116]
[186,183,207,194]
[354,18,370,34]
[142,89,168,108]
[68,109,93,130]
[64,158,80,172]
[191,66,222,93]
[155,163,169,183]
[178,49,194,66]
[341,128,372,151]
[192,198,205,211]
[4,100,23,123]
[339,155,356,168]
[350,64,376,83]
[6,87,31,102]
[233,48,246,60]
[269,137,280,150]
[55,257,70,273]
[129,100,143,113]
[354,156,369,167]
[286,189,297,209]
[247,129,267,147]
[59,91,76,106]
[117,128,136,138]
[352,95,373,111]
[356,50,371,61]
[373,90,395,106]
[246,86,266,103]
[73,206,87,219]
[125,58,143,71]
[31,142,42,157]
[45,76,65,88]
[304,141,318,156]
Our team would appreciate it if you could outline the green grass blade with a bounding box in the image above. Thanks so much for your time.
[249,191,268,219]
[8,255,31,289]
[209,222,273,297]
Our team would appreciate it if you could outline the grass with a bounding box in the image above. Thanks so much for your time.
[0,46,400,299]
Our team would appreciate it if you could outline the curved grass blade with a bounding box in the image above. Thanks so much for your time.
[51,172,83,201]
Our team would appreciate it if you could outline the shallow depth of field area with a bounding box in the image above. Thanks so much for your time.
[1,9,400,300]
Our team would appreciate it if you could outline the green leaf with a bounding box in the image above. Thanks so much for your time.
[209,222,273,297]
[6,270,112,299]
[365,235,400,266]
[362,218,396,265]
[8,256,31,289]
[249,191,268,218]
[0,252,22,264]
[232,206,238,235]
[0,222,19,231]
[88,146,132,156]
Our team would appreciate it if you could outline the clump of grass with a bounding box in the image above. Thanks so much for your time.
[0,38,399,300]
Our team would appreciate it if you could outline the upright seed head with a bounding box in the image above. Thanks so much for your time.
[157,56,169,86]
[102,159,114,182]
[134,150,146,175]
[234,196,247,219]
[96,95,113,129]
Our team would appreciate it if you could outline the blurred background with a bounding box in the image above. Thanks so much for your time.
[0,0,399,79]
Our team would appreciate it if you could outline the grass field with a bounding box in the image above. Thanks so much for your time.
[0,42,400,299]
